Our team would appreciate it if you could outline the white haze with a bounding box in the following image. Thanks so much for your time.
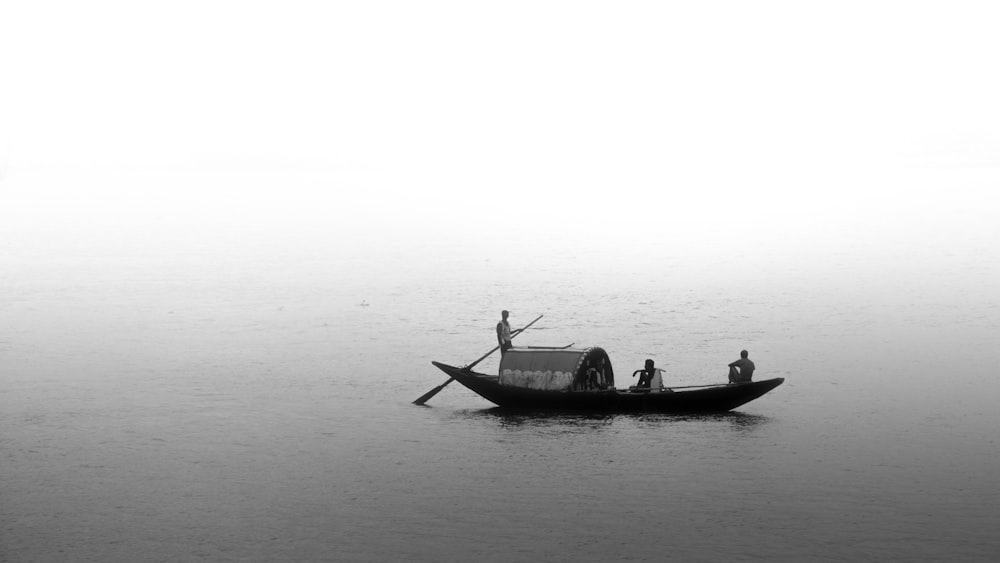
[1,1,999,268]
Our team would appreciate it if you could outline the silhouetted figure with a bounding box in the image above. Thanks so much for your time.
[633,359,656,389]
[598,357,613,389]
[578,360,595,390]
[587,357,611,389]
[728,350,755,383]
[586,362,604,390]
[496,310,513,356]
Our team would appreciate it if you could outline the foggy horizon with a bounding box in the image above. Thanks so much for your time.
[3,2,999,258]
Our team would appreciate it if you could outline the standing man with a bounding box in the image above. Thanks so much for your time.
[728,350,755,383]
[496,310,513,356]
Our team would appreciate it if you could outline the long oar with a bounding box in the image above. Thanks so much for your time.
[413,314,543,405]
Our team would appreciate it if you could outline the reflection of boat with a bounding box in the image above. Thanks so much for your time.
[430,347,783,413]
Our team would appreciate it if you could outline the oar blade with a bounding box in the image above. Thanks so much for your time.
[412,377,454,405]
[412,388,439,406]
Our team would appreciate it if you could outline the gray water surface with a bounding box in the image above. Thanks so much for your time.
[3,230,999,562]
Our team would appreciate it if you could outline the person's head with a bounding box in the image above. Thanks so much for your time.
[501,310,509,320]
[644,359,655,371]
[740,350,749,359]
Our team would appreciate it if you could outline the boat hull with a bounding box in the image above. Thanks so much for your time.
[431,361,784,413]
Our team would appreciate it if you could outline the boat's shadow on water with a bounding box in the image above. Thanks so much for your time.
[452,408,771,432]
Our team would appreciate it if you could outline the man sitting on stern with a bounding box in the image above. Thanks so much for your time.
[728,350,755,383]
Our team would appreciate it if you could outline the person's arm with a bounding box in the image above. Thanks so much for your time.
[728,360,737,367]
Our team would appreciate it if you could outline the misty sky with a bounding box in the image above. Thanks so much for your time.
[2,1,998,256]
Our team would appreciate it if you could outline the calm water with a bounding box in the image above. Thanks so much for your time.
[3,214,1000,561]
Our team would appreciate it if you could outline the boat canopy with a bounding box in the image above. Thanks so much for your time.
[499,347,614,391]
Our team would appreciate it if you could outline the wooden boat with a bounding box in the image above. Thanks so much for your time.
[430,346,784,413]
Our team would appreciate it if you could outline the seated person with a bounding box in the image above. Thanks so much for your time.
[590,357,612,389]
[599,357,613,389]
[728,350,755,383]
[632,359,657,389]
